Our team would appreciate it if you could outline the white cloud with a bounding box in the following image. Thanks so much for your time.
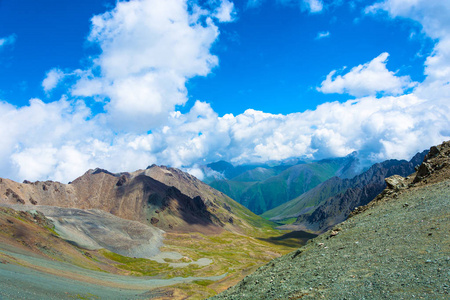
[0,34,16,49]
[276,0,324,13]
[315,31,330,40]
[4,89,449,183]
[214,0,236,22]
[318,52,416,97]
[303,0,323,12]
[365,1,450,81]
[71,0,222,132]
[1,0,450,184]
[42,68,65,92]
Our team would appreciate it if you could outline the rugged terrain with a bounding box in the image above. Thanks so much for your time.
[210,142,450,299]
[263,150,427,233]
[0,165,303,299]
[0,165,273,235]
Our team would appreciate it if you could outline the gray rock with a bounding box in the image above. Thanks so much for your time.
[385,175,406,191]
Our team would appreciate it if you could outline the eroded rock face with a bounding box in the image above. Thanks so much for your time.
[385,175,407,191]
[413,141,450,184]
[350,140,450,219]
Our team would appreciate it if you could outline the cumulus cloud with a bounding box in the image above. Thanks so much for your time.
[214,0,236,22]
[1,0,450,184]
[42,68,65,92]
[303,0,323,12]
[0,97,102,182]
[4,90,449,183]
[71,0,226,132]
[315,31,330,40]
[318,52,416,97]
[0,34,16,49]
[365,1,450,79]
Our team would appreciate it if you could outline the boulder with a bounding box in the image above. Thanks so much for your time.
[385,175,406,191]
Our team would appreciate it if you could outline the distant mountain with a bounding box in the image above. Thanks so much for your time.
[206,153,361,214]
[203,160,294,183]
[265,150,427,233]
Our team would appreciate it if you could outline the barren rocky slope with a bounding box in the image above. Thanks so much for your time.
[0,165,274,235]
[211,142,450,299]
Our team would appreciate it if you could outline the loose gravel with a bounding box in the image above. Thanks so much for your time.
[211,180,450,299]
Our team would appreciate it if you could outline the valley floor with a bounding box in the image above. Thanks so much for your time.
[0,221,302,299]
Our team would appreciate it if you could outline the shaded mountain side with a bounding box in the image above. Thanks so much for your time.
[209,154,360,214]
[0,165,275,235]
[210,141,450,300]
[261,176,351,221]
[292,150,427,233]
[142,165,278,232]
[266,150,427,233]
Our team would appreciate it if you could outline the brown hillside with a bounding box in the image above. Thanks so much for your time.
[0,166,267,235]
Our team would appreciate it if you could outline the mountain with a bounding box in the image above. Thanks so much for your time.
[0,165,275,235]
[0,165,302,299]
[210,141,450,300]
[264,150,427,233]
[203,160,292,183]
[207,154,361,214]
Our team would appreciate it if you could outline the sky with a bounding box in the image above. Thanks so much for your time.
[0,0,449,182]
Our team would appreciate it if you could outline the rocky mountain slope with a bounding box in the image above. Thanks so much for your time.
[0,165,274,235]
[264,150,427,233]
[208,154,360,214]
[211,141,450,300]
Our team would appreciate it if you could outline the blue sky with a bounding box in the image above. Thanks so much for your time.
[0,0,431,114]
[0,0,449,182]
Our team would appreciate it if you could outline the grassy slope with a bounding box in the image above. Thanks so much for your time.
[261,176,349,220]
[210,159,354,215]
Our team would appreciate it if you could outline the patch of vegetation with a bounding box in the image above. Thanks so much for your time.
[99,249,174,277]
[192,279,215,286]
[96,227,303,298]
[44,224,59,236]
[275,217,297,225]
[70,293,100,300]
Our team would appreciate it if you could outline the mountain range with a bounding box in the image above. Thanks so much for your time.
[205,153,361,214]
[211,141,450,299]
[263,150,428,233]
[1,142,446,299]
